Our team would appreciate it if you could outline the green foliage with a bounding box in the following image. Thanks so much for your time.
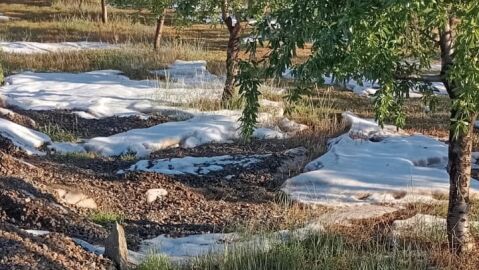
[39,123,78,142]
[110,0,171,16]
[237,60,262,138]
[137,254,173,270]
[240,0,479,137]
[448,3,479,136]
[175,0,288,25]
[89,211,124,226]
[190,233,428,270]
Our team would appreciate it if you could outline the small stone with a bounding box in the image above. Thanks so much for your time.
[75,198,98,209]
[104,223,128,270]
[54,188,97,209]
[278,117,308,133]
[146,189,168,204]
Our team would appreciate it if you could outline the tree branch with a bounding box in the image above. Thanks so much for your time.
[221,0,229,21]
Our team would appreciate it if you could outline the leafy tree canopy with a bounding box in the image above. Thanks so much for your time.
[111,0,171,15]
[239,0,479,137]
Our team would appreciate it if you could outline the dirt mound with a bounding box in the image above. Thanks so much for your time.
[0,176,107,244]
[0,223,113,270]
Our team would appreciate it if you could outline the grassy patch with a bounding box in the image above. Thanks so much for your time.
[138,232,430,270]
[39,123,78,142]
[137,254,173,270]
[118,151,138,161]
[1,41,222,78]
[89,211,124,226]
[182,95,244,112]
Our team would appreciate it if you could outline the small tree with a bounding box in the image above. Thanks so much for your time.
[176,0,285,102]
[101,0,108,23]
[112,0,171,50]
[240,0,479,253]
[0,63,4,85]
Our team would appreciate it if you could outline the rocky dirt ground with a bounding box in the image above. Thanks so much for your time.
[0,107,324,269]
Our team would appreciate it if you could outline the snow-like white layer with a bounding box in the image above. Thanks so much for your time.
[1,69,222,118]
[0,42,117,54]
[140,233,237,262]
[0,66,291,157]
[151,60,224,89]
[282,70,447,97]
[128,154,270,175]
[0,118,51,155]
[72,238,145,265]
[24,230,50,236]
[282,112,479,206]
[51,112,285,157]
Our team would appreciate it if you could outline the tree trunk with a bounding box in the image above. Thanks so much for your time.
[101,0,108,24]
[154,11,166,51]
[446,112,477,253]
[222,16,241,102]
[438,15,476,253]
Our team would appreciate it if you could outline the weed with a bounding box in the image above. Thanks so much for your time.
[89,211,124,226]
[137,254,173,270]
[39,123,78,142]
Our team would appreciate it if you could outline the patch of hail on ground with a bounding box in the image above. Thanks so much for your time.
[0,118,51,155]
[281,69,448,97]
[125,154,272,175]
[49,111,287,158]
[0,13,9,22]
[473,152,479,170]
[0,41,117,54]
[1,63,284,120]
[281,112,479,206]
[150,60,225,89]
[0,68,223,118]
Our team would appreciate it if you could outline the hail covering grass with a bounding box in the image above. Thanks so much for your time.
[282,112,479,206]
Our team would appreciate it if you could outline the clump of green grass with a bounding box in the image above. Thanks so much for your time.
[137,254,173,270]
[89,211,124,226]
[39,123,78,142]
[137,231,431,270]
[118,151,138,161]
[193,233,429,270]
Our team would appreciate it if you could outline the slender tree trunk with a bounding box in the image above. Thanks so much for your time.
[438,15,476,253]
[101,0,108,24]
[447,112,477,253]
[222,16,241,102]
[154,11,166,51]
